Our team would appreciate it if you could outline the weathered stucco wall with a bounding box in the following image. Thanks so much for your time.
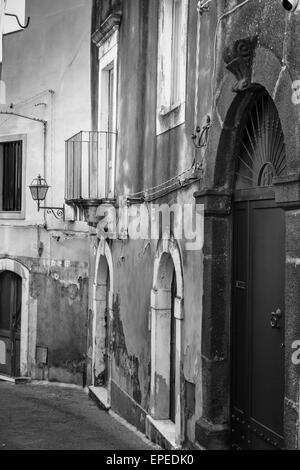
[0,0,92,384]
[90,0,300,448]
[91,0,204,446]
[195,0,300,450]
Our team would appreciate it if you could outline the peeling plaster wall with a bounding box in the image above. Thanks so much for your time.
[31,260,89,385]
[107,214,203,445]
[0,236,90,384]
[91,0,300,448]
[90,0,204,447]
[0,0,92,384]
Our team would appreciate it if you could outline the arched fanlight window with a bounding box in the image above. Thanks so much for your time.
[235,92,286,190]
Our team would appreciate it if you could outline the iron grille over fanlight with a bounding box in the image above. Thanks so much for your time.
[235,92,287,190]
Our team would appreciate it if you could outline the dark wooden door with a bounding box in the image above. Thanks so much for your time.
[232,198,285,450]
[0,271,22,377]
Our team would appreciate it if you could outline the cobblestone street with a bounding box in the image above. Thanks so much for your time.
[0,382,154,450]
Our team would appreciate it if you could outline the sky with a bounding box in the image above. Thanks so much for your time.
[4,0,26,34]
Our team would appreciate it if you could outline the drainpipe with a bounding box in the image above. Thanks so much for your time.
[0,0,7,100]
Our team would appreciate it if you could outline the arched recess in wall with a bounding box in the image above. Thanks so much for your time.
[150,237,184,445]
[0,258,31,377]
[92,239,114,397]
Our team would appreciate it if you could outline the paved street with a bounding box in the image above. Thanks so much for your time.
[0,382,154,450]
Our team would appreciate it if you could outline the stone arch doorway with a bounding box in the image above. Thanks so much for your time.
[195,86,295,450]
[0,271,22,377]
[0,258,30,379]
[92,239,114,402]
[231,89,286,450]
[149,238,184,446]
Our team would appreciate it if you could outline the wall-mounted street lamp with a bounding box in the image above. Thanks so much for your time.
[29,175,64,220]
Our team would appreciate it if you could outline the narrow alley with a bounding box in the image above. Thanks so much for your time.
[0,382,155,450]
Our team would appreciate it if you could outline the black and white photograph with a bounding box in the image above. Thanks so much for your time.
[0,0,300,455]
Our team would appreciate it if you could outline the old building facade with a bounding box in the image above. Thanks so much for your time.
[2,0,300,452]
[66,0,204,450]
[65,0,300,450]
[0,0,92,385]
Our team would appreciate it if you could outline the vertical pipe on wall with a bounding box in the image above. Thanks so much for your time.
[43,121,47,224]
[194,6,201,132]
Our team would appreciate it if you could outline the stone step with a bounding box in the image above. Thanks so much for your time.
[0,374,31,384]
[145,415,179,450]
[89,386,111,411]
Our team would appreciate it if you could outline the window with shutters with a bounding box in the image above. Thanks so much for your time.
[0,135,26,219]
[98,30,118,199]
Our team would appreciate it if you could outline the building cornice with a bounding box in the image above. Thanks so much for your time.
[92,9,122,48]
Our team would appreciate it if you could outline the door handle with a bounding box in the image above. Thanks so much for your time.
[270,309,282,329]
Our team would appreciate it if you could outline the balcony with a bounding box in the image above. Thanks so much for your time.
[65,131,117,224]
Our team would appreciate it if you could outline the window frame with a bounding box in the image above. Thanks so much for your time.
[0,134,26,220]
[98,30,118,199]
[156,0,188,136]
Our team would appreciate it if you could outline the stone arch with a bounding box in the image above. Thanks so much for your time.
[195,52,300,449]
[205,46,297,192]
[0,258,31,377]
[214,85,288,191]
[94,238,114,293]
[153,237,184,300]
[149,238,184,446]
[92,239,114,399]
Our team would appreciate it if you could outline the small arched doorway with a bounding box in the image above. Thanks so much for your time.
[92,239,114,403]
[151,252,177,423]
[0,271,22,377]
[150,239,184,446]
[94,256,110,387]
[231,90,286,450]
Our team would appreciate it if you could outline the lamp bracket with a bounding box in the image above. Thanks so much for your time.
[38,205,65,220]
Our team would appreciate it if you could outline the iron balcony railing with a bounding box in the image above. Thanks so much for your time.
[65,131,117,202]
